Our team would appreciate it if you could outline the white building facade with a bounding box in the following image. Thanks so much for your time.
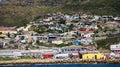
[110,44,120,58]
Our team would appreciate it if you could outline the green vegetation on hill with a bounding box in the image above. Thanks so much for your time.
[61,0,120,15]
[0,0,120,27]
[96,37,120,49]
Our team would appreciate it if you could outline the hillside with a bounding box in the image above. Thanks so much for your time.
[0,0,120,27]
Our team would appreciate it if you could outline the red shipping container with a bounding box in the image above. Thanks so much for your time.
[43,54,53,59]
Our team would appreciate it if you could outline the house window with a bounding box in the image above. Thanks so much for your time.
[71,49,75,51]
[77,49,80,51]
[64,49,67,51]
[61,49,64,52]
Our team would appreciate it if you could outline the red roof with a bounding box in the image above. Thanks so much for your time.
[78,28,94,33]
[0,27,16,31]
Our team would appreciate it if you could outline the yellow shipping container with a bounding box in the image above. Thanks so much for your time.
[82,54,104,60]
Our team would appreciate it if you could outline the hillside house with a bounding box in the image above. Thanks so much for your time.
[77,28,94,37]
[110,44,120,58]
[0,27,17,37]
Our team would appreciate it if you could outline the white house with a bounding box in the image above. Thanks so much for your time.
[43,17,52,22]
[82,33,94,38]
[110,44,120,58]
[17,27,25,31]
[91,15,100,21]
[52,40,63,44]
[54,53,69,59]
[23,24,32,31]
[80,38,93,45]
[114,17,120,20]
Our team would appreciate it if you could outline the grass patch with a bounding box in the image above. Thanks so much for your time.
[0,57,14,61]
[20,56,34,59]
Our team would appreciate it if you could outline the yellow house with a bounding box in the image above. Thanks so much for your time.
[82,54,104,60]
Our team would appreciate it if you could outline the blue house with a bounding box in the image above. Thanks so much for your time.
[73,40,81,45]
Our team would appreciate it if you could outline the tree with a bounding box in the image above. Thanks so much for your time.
[0,32,2,35]
[68,24,74,31]
[7,32,10,38]
[59,18,66,24]
[32,25,48,33]
[96,36,120,49]
[112,0,120,14]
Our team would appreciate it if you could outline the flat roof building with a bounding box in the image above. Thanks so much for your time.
[60,45,99,54]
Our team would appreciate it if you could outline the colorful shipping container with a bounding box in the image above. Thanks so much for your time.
[82,54,106,60]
